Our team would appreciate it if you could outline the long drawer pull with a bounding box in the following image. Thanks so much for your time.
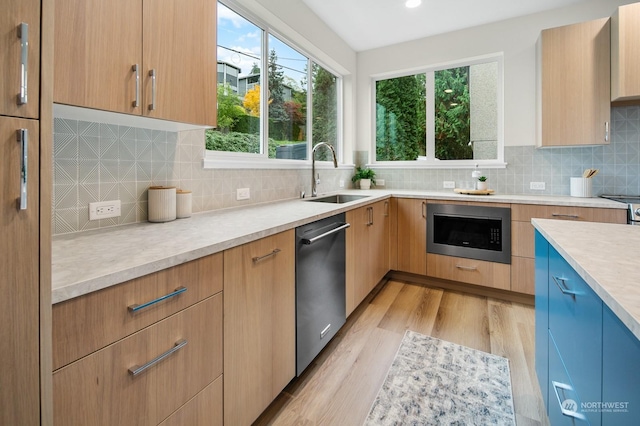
[552,276,578,297]
[456,264,478,271]
[128,286,187,312]
[552,380,587,421]
[128,339,187,376]
[17,23,28,105]
[301,223,350,245]
[252,248,281,263]
[551,213,579,219]
[17,129,28,210]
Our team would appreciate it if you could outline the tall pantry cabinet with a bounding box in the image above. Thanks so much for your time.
[1,0,53,424]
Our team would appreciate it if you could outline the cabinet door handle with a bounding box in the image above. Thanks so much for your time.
[605,121,609,143]
[421,201,426,218]
[128,339,187,376]
[148,69,157,111]
[552,381,587,421]
[132,64,140,108]
[252,248,281,263]
[17,23,28,105]
[455,264,477,271]
[551,213,579,219]
[384,201,389,217]
[368,206,374,226]
[128,286,187,312]
[17,129,28,210]
[552,276,579,297]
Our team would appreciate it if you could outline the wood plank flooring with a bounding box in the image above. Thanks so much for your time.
[255,278,548,426]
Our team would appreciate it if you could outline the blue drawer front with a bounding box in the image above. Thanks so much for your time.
[534,230,549,410]
[602,306,640,425]
[548,331,591,425]
[548,244,602,426]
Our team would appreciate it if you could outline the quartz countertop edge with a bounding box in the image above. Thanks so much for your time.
[532,218,640,341]
[52,190,625,304]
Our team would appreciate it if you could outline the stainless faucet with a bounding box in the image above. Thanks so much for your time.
[311,142,338,197]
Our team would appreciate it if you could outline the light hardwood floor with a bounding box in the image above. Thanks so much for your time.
[255,278,548,426]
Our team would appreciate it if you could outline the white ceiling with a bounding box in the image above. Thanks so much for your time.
[301,0,591,51]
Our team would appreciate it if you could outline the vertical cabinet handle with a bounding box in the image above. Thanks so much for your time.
[17,129,28,210]
[367,206,373,226]
[132,64,140,108]
[149,69,157,111]
[17,23,29,105]
[384,201,389,217]
[605,121,609,143]
[421,201,427,218]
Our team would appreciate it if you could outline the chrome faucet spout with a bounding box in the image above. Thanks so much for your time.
[311,142,338,197]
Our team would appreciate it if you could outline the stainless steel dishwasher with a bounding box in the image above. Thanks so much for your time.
[295,213,350,376]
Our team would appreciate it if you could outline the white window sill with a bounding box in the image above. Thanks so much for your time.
[368,160,508,169]
[203,151,354,170]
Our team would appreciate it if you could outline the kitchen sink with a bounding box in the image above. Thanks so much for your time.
[305,194,370,204]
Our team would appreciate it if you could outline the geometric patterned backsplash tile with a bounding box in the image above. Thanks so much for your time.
[53,105,640,235]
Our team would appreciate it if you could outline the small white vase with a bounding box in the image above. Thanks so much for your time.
[359,178,371,190]
[477,181,488,191]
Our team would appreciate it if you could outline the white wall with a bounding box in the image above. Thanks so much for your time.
[356,0,636,155]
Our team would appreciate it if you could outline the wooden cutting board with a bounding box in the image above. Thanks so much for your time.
[454,188,495,195]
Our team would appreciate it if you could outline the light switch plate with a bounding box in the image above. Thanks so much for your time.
[443,181,455,189]
[530,182,546,190]
[236,188,250,200]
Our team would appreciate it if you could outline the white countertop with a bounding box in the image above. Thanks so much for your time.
[52,190,625,304]
[532,218,640,340]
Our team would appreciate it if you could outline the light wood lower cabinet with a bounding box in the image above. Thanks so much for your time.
[427,253,510,290]
[511,204,626,294]
[346,200,390,315]
[52,252,223,370]
[53,294,223,426]
[159,374,222,426]
[223,230,295,426]
[396,198,427,275]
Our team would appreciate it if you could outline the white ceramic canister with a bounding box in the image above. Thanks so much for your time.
[176,189,192,219]
[570,177,593,198]
[148,186,177,222]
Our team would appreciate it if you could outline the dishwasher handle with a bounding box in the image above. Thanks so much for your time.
[301,222,350,245]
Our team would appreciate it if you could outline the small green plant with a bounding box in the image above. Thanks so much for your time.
[351,167,376,186]
[478,176,487,182]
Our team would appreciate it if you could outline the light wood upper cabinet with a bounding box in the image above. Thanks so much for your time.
[537,18,611,147]
[396,198,427,276]
[54,0,217,126]
[1,0,40,119]
[223,230,295,426]
[0,117,40,426]
[611,2,640,102]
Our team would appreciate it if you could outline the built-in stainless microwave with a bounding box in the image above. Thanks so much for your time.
[427,203,511,264]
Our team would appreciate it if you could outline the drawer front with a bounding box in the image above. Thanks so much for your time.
[512,204,625,223]
[53,252,223,370]
[53,294,223,426]
[158,375,223,426]
[548,332,591,425]
[426,253,510,290]
[548,245,602,420]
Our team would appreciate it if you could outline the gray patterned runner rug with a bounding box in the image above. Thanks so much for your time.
[365,330,516,425]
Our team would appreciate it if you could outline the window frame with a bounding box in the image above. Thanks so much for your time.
[205,0,344,169]
[370,53,506,169]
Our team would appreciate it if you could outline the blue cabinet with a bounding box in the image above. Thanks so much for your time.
[535,230,549,409]
[602,306,640,425]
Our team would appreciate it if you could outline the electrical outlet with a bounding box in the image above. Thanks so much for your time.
[376,179,385,187]
[443,181,455,189]
[89,200,121,220]
[236,188,250,200]
[530,182,546,190]
[339,179,345,188]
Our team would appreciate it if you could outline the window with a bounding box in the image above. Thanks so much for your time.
[208,1,341,164]
[374,55,503,167]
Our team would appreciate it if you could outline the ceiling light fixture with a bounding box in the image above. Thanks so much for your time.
[405,0,421,8]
